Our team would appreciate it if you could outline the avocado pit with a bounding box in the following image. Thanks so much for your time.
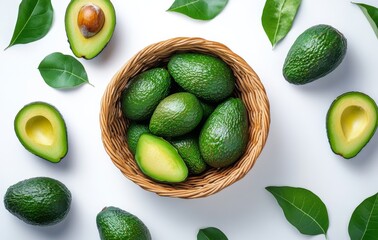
[77,4,105,38]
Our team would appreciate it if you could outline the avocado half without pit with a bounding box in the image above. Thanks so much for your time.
[326,92,378,159]
[65,0,116,59]
[14,102,68,163]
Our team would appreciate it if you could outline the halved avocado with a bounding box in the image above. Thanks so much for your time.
[14,102,68,163]
[326,92,378,159]
[135,133,188,183]
[65,0,116,59]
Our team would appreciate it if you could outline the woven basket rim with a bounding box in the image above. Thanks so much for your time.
[100,37,270,199]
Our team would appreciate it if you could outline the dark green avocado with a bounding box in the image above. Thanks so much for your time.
[168,52,235,102]
[283,24,347,85]
[149,92,203,137]
[121,68,171,121]
[199,98,249,168]
[4,177,71,226]
[126,122,150,155]
[65,0,116,59]
[97,206,151,240]
[14,102,68,163]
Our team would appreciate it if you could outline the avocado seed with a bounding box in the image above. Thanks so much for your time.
[77,4,105,38]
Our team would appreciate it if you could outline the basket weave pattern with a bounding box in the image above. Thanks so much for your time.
[100,37,270,198]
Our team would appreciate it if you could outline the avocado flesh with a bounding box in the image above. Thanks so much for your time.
[135,133,188,183]
[327,92,378,159]
[14,102,68,163]
[65,0,116,59]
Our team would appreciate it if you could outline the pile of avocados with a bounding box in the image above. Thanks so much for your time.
[122,52,249,183]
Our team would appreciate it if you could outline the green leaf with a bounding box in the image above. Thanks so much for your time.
[261,0,302,47]
[167,0,228,20]
[353,2,378,38]
[7,0,54,49]
[38,52,92,89]
[348,193,378,240]
[197,227,228,240]
[266,186,329,237]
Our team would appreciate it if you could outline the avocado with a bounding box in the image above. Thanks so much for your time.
[326,91,378,159]
[168,52,235,102]
[170,134,207,175]
[121,68,171,121]
[65,0,116,59]
[200,100,215,121]
[199,98,249,168]
[149,92,203,137]
[96,206,151,240]
[126,122,150,155]
[4,177,71,226]
[14,102,68,163]
[283,24,347,85]
[135,133,188,183]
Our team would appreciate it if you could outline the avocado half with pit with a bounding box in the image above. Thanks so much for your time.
[14,102,68,163]
[326,92,378,159]
[65,0,116,59]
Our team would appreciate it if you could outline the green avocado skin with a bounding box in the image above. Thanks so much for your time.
[4,177,71,226]
[170,134,207,175]
[126,122,150,155]
[96,206,151,240]
[149,92,203,137]
[121,68,171,121]
[168,52,235,102]
[199,98,249,168]
[283,24,347,85]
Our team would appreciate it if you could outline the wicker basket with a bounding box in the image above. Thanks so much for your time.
[100,37,270,199]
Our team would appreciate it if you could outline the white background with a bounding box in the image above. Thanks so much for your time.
[1,0,378,239]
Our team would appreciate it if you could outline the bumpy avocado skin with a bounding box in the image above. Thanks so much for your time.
[149,92,203,137]
[4,177,71,226]
[283,24,347,85]
[170,134,207,175]
[96,206,151,240]
[199,98,249,168]
[168,52,235,102]
[65,0,116,59]
[126,122,150,155]
[121,68,171,121]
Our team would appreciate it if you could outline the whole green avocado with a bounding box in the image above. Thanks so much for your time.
[4,177,71,226]
[199,98,249,168]
[283,24,347,85]
[96,206,151,240]
[168,52,235,102]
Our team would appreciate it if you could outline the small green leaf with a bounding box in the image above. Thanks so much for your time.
[266,186,329,237]
[197,227,228,240]
[7,0,54,49]
[353,2,378,38]
[167,0,228,20]
[262,0,302,47]
[348,193,378,240]
[38,52,92,89]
